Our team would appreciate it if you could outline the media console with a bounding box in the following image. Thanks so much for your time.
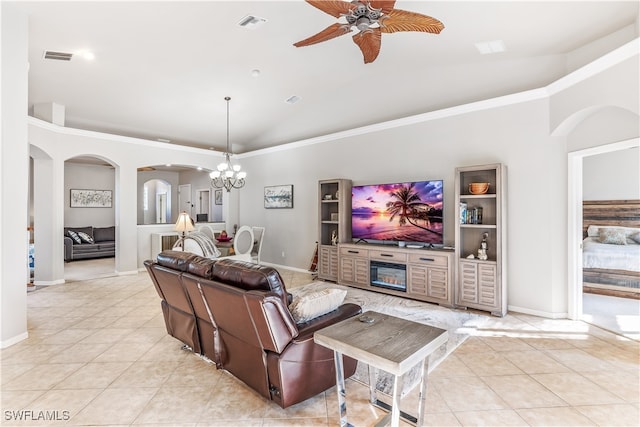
[337,243,455,307]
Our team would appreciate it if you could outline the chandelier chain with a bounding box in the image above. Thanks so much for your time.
[210,96,246,192]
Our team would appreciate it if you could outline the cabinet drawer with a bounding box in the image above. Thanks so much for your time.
[369,250,407,263]
[407,253,448,267]
[339,247,369,258]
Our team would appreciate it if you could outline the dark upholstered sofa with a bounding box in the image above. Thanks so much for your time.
[144,250,362,408]
[64,226,115,261]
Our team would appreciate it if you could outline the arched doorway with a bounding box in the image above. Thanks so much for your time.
[63,156,117,282]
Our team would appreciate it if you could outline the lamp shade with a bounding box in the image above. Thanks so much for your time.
[175,211,195,233]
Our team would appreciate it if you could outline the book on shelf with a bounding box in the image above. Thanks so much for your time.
[459,202,467,224]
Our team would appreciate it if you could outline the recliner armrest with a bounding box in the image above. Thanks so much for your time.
[63,236,73,261]
[295,303,362,341]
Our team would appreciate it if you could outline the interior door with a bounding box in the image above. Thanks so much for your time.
[178,184,192,218]
[197,189,210,218]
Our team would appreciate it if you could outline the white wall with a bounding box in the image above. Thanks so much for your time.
[583,147,640,200]
[65,162,115,227]
[0,3,29,347]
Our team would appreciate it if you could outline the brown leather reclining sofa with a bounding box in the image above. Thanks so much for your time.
[144,250,362,408]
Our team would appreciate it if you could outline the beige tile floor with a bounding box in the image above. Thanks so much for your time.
[3,267,639,426]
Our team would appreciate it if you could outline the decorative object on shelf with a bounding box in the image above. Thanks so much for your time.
[293,0,444,64]
[214,189,223,205]
[331,230,338,245]
[264,184,294,209]
[469,182,489,195]
[331,213,339,221]
[70,189,112,208]
[477,232,489,260]
[210,97,247,192]
[324,194,333,200]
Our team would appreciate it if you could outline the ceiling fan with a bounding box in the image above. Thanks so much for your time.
[294,0,444,64]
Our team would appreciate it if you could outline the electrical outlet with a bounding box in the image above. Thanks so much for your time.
[281,251,285,258]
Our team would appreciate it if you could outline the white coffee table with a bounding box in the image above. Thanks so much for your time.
[314,311,448,427]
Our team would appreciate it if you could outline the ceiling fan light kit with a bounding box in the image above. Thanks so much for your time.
[294,0,444,64]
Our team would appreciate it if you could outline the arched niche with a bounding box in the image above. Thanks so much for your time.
[142,179,172,224]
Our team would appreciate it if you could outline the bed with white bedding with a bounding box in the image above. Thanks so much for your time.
[583,236,640,272]
[582,200,640,297]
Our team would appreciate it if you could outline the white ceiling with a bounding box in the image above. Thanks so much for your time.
[20,1,639,154]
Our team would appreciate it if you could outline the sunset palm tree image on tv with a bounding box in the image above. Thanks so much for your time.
[351,180,443,245]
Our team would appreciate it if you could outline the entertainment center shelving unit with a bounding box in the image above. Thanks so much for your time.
[318,165,506,316]
[454,163,507,317]
[317,179,352,281]
[338,243,455,306]
[318,178,455,307]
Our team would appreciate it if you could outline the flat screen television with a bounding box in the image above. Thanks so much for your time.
[351,180,443,246]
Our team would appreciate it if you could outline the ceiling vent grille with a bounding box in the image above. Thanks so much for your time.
[238,15,267,29]
[43,51,73,61]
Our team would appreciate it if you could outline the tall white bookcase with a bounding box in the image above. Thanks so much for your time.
[454,163,507,316]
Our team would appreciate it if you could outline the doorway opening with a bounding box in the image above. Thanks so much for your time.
[568,138,639,340]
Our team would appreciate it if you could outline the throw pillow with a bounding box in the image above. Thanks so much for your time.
[629,232,640,244]
[599,228,627,245]
[77,231,94,244]
[67,230,82,244]
[289,288,347,323]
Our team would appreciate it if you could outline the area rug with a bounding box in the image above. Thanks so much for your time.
[291,281,489,394]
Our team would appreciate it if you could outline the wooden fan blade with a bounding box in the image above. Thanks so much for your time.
[352,28,382,64]
[368,0,396,14]
[294,23,352,47]
[380,9,444,34]
[305,0,354,18]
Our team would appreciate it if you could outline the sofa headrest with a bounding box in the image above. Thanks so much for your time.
[211,259,288,302]
[186,255,217,278]
[157,250,198,272]
[93,226,115,242]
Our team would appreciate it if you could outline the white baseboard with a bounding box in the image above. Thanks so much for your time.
[260,262,313,275]
[33,279,64,286]
[117,270,139,276]
[1,331,28,349]
[508,305,568,319]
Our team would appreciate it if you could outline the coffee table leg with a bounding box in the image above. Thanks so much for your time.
[416,357,430,427]
[368,364,378,404]
[333,351,351,427]
[390,372,404,427]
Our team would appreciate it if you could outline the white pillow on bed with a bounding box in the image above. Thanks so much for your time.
[598,228,627,245]
[588,225,639,237]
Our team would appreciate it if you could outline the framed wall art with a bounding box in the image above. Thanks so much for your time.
[215,189,223,205]
[70,189,113,208]
[264,185,293,209]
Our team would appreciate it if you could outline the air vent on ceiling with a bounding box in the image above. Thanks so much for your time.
[285,95,301,105]
[238,15,267,29]
[43,50,73,61]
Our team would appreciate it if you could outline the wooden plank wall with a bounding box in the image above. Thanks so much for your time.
[582,199,640,238]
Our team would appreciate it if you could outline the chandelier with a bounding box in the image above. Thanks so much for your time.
[210,96,246,192]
